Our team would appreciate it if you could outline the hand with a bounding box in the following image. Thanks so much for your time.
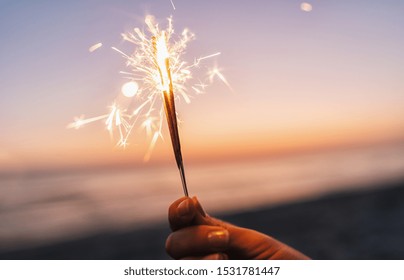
[166,196,310,260]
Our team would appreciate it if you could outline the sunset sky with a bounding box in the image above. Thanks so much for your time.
[1,0,404,173]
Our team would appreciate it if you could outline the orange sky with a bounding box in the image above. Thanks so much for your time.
[1,1,404,173]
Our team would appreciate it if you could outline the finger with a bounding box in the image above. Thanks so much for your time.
[190,196,211,225]
[181,253,229,260]
[168,197,196,231]
[191,197,228,228]
[166,225,229,259]
[169,196,210,231]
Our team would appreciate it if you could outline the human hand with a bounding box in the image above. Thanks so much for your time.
[166,196,310,260]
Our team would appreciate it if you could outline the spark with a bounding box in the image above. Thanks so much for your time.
[89,42,103,52]
[69,15,229,159]
[67,115,108,129]
[193,52,221,67]
[68,104,131,143]
[144,131,160,162]
[170,0,176,10]
[209,67,233,91]
[300,2,313,12]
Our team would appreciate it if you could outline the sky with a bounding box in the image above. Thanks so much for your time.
[1,0,404,173]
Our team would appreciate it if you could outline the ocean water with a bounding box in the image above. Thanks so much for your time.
[1,143,404,251]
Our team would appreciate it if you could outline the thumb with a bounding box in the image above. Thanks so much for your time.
[168,196,211,231]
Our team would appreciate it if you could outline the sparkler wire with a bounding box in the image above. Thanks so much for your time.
[159,44,189,196]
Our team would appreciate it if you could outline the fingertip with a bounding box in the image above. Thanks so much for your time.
[171,196,189,208]
[207,229,230,249]
[177,198,192,217]
[191,196,206,217]
[169,196,196,230]
[165,225,229,259]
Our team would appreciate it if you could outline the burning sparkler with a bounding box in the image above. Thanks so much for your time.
[69,15,228,196]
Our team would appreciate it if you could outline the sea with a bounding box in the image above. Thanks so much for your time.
[1,142,404,251]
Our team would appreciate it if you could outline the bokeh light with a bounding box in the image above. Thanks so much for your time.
[121,81,139,98]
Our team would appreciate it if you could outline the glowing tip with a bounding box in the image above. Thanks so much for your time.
[154,32,170,92]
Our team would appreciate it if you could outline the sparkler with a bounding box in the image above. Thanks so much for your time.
[152,31,189,196]
[69,15,228,196]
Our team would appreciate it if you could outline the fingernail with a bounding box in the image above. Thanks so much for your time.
[177,199,190,217]
[192,196,206,217]
[208,230,229,248]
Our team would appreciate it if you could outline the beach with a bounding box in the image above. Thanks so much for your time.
[1,178,404,259]
[1,143,404,259]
